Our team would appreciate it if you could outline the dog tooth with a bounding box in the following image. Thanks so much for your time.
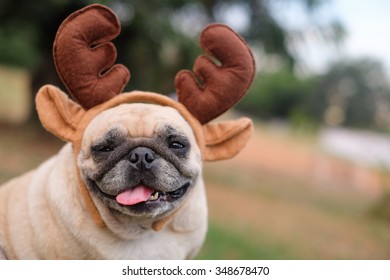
[149,192,159,201]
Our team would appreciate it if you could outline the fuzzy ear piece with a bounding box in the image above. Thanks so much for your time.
[36,85,86,142]
[203,117,253,161]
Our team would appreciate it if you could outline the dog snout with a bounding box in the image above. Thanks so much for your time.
[129,147,155,170]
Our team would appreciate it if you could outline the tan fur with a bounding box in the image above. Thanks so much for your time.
[0,105,207,259]
[0,87,251,259]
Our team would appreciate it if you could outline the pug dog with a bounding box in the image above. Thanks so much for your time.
[0,4,254,259]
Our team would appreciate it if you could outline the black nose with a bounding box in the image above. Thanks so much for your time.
[129,147,155,170]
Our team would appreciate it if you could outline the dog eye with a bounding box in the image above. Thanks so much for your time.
[169,141,185,149]
[91,145,113,153]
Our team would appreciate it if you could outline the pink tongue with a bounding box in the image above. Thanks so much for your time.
[116,185,154,206]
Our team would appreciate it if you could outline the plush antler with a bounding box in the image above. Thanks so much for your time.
[53,4,130,109]
[175,24,255,124]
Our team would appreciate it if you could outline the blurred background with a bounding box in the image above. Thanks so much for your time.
[1,0,390,259]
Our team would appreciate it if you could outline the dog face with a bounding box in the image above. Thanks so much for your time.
[78,103,202,219]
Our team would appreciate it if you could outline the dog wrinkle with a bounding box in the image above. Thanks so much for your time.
[87,139,196,184]
[90,130,126,156]
[0,98,211,259]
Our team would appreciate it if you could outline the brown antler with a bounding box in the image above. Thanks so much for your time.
[175,24,255,124]
[53,4,130,109]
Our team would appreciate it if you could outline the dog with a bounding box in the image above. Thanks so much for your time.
[0,4,254,259]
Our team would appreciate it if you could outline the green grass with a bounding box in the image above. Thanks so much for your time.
[197,221,294,260]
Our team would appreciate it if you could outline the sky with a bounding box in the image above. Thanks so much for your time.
[270,0,390,76]
[332,0,390,68]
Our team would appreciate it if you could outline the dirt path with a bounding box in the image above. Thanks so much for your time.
[219,126,384,196]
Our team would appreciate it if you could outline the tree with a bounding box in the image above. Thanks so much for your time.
[308,58,390,130]
[237,69,315,119]
[0,0,338,122]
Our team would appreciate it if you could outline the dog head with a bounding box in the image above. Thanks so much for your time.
[79,102,202,219]
[35,4,255,228]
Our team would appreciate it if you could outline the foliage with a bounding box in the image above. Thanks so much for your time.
[0,0,336,92]
[237,57,390,133]
[0,0,350,128]
[237,69,316,120]
[307,58,390,130]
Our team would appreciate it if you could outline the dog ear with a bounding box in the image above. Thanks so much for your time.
[36,85,86,142]
[203,117,253,161]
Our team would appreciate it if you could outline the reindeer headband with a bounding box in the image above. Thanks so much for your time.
[36,4,255,228]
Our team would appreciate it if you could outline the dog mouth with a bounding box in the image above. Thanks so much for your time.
[94,181,190,207]
[115,183,190,206]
